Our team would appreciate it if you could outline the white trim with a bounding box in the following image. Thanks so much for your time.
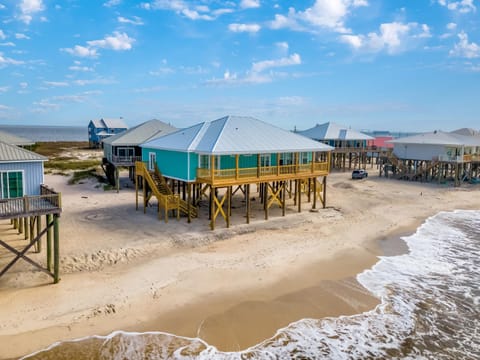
[0,169,25,198]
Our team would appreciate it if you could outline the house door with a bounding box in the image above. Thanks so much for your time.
[148,152,156,171]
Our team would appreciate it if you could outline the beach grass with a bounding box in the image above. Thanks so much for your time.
[68,169,106,185]
[33,141,90,157]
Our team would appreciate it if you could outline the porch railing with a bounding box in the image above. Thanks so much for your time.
[111,155,143,164]
[0,187,61,219]
[196,161,329,183]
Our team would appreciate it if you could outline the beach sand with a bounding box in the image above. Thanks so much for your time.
[0,165,479,359]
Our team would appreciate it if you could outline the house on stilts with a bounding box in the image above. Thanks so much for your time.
[88,118,128,148]
[135,115,333,229]
[297,122,376,171]
[0,142,61,284]
[102,119,177,191]
[381,129,480,185]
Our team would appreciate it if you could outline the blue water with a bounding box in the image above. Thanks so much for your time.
[0,125,86,142]
[23,210,480,359]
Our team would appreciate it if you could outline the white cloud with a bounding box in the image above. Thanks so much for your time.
[0,52,23,66]
[228,23,261,33]
[0,42,15,47]
[207,52,302,86]
[438,0,476,13]
[87,32,135,50]
[0,4,6,10]
[69,65,93,72]
[0,30,5,40]
[118,16,144,25]
[276,41,289,52]
[19,81,28,88]
[15,33,30,39]
[240,0,260,9]
[73,78,116,86]
[18,0,45,24]
[62,32,135,58]
[449,31,480,58]
[0,104,10,110]
[446,22,457,30]
[269,0,368,33]
[340,22,431,54]
[44,81,69,87]
[0,86,9,93]
[104,0,121,7]
[62,45,98,58]
[141,0,232,21]
[252,53,301,72]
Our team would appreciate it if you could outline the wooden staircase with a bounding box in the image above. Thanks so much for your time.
[136,162,197,220]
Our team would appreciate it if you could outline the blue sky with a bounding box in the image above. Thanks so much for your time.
[0,0,479,132]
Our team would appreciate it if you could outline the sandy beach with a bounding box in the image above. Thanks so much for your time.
[0,166,479,359]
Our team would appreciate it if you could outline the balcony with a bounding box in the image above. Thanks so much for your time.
[0,185,62,219]
[111,155,143,166]
[196,161,330,185]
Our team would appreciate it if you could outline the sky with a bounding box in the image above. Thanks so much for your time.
[0,0,479,132]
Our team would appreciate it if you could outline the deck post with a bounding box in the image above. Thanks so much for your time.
[36,216,42,253]
[46,214,52,272]
[53,215,60,284]
[187,183,192,223]
[297,179,301,213]
[322,176,327,208]
[282,181,286,216]
[235,155,239,180]
[142,176,146,214]
[246,184,250,224]
[226,186,231,228]
[313,177,317,209]
[264,182,268,220]
[135,171,139,210]
[115,167,120,193]
[19,217,24,234]
[210,186,215,230]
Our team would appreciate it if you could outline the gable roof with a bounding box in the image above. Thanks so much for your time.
[0,141,47,162]
[389,131,480,146]
[0,130,34,146]
[142,115,333,155]
[90,118,128,129]
[298,122,374,141]
[103,119,177,146]
[450,128,480,136]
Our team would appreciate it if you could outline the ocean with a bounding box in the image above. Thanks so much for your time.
[0,125,86,142]
[22,209,480,359]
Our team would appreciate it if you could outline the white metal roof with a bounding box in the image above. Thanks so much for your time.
[298,122,373,141]
[103,119,176,146]
[91,118,128,129]
[0,141,47,162]
[0,130,34,146]
[142,115,334,155]
[389,130,480,146]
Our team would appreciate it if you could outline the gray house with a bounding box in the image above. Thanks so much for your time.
[102,119,176,190]
[0,141,46,198]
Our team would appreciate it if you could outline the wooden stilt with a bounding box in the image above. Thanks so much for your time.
[264,183,268,220]
[210,186,215,230]
[246,184,250,224]
[322,176,327,208]
[282,181,286,216]
[297,179,301,213]
[226,186,231,228]
[47,214,52,272]
[135,173,139,210]
[313,177,317,209]
[36,216,42,253]
[187,183,192,224]
[115,167,120,193]
[53,215,60,284]
[142,176,146,214]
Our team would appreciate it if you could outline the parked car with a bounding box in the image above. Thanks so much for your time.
[352,169,368,179]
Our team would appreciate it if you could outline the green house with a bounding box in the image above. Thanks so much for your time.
[140,115,333,186]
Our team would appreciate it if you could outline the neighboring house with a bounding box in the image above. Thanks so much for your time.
[0,141,47,198]
[384,130,480,185]
[373,136,394,149]
[138,115,333,228]
[0,130,35,147]
[88,118,128,148]
[297,122,374,148]
[389,130,480,162]
[102,119,177,189]
[297,122,374,170]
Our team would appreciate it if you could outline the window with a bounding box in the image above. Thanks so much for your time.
[281,153,293,165]
[148,152,156,171]
[300,152,309,164]
[260,154,271,167]
[1,171,24,199]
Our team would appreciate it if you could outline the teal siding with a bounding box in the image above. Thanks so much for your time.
[142,148,197,181]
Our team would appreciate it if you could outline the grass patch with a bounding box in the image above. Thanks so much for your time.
[33,141,90,157]
[68,169,107,185]
[45,159,100,171]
